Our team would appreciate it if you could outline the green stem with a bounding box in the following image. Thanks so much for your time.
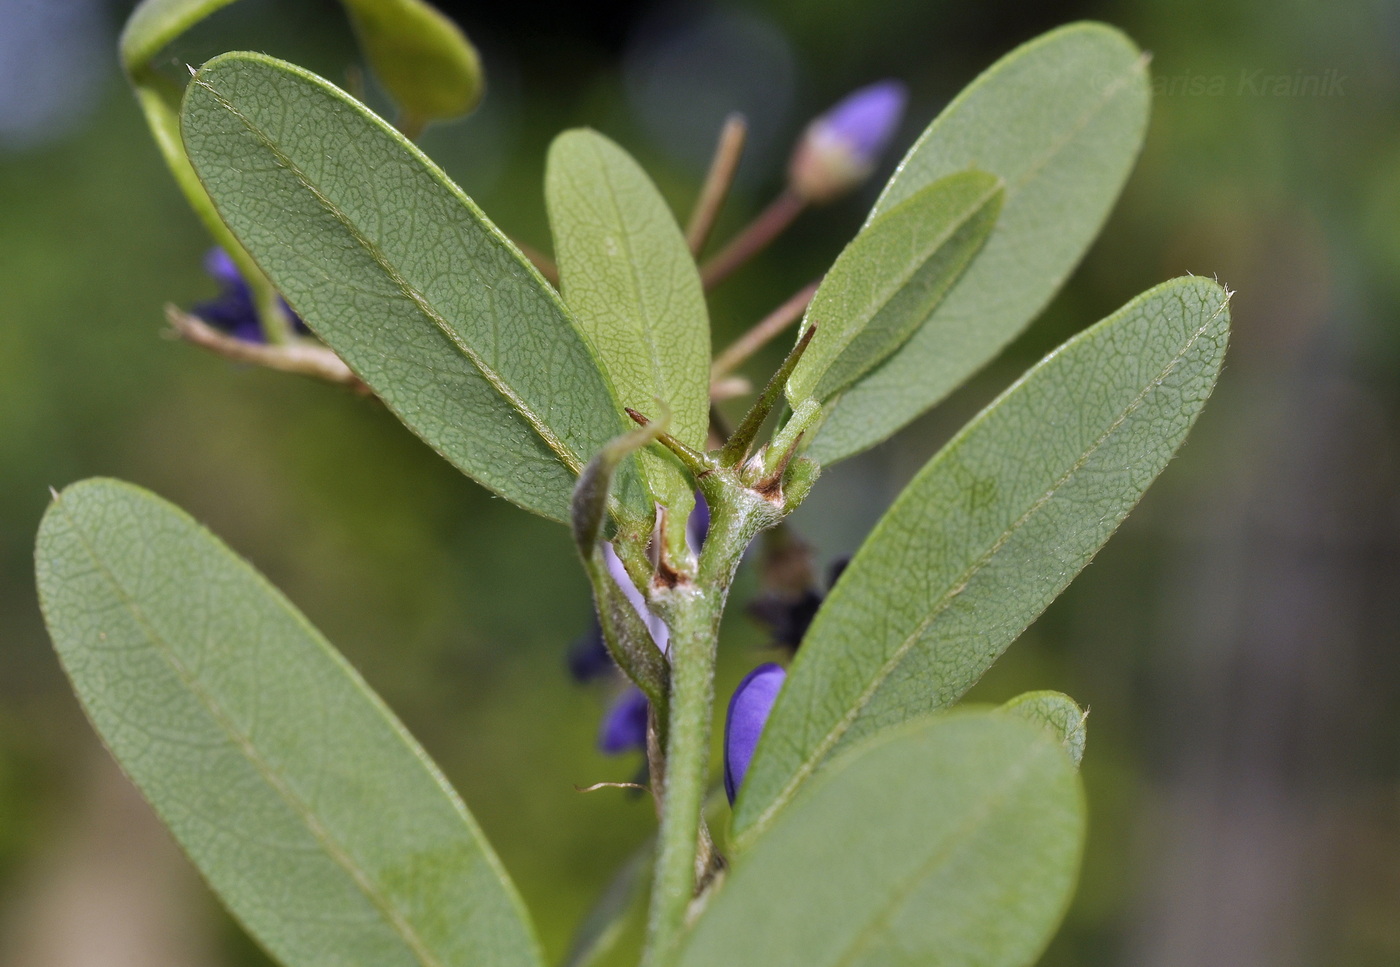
[642,493,766,967]
[131,70,293,344]
[644,589,718,964]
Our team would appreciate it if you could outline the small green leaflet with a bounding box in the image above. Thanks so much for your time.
[547,129,710,522]
[342,0,484,126]
[123,0,483,129]
[35,479,544,967]
[808,22,1151,463]
[734,277,1230,844]
[182,52,647,525]
[1002,691,1087,767]
[119,0,241,71]
[786,170,1003,405]
[680,712,1084,967]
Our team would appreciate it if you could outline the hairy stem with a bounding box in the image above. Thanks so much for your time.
[642,494,762,966]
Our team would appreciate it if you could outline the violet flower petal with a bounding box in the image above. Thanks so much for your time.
[566,618,614,683]
[194,247,310,342]
[598,687,650,755]
[815,80,908,164]
[724,663,787,803]
[789,80,908,202]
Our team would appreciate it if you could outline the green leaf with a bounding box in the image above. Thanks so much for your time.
[572,414,668,554]
[35,478,544,967]
[682,712,1083,967]
[341,0,484,127]
[546,129,710,522]
[808,22,1151,463]
[1002,691,1087,768]
[121,0,259,280]
[120,0,241,72]
[734,277,1230,843]
[786,170,1003,405]
[182,52,647,525]
[121,0,483,131]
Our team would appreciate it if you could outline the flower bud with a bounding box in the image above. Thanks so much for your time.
[193,248,307,343]
[598,687,649,755]
[788,80,907,204]
[724,663,787,803]
[566,619,613,683]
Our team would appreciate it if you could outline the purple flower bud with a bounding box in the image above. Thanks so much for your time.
[598,687,650,755]
[788,80,908,204]
[724,663,786,803]
[203,247,243,287]
[192,247,308,343]
[567,618,614,683]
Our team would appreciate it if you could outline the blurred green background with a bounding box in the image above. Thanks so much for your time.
[2,0,1398,964]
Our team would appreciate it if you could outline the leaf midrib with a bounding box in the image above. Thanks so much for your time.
[194,71,585,475]
[804,179,1002,399]
[826,742,1046,967]
[746,295,1224,841]
[56,498,449,967]
[600,145,674,418]
[871,45,1148,221]
[812,181,1008,389]
[565,136,698,445]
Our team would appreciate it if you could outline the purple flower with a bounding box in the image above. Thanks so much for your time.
[567,618,614,684]
[817,81,908,162]
[598,687,650,755]
[567,495,710,756]
[193,248,307,343]
[789,80,908,203]
[724,663,786,803]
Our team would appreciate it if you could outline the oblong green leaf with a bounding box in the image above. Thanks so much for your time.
[786,170,1003,404]
[1002,691,1087,767]
[808,22,1151,463]
[342,0,484,125]
[35,479,544,967]
[546,129,710,517]
[182,52,646,524]
[734,277,1230,842]
[683,712,1083,967]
